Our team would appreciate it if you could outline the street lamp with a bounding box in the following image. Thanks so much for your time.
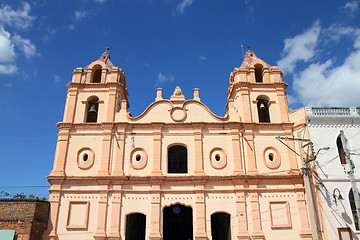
[333,188,344,206]
[306,146,330,163]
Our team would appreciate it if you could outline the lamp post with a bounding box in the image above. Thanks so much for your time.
[333,188,344,206]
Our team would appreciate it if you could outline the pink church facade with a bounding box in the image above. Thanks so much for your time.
[44,51,320,240]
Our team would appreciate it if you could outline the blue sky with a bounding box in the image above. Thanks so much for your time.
[0,0,360,198]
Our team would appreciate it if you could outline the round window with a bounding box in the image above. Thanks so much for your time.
[77,148,95,170]
[263,147,280,169]
[210,148,227,169]
[130,148,148,170]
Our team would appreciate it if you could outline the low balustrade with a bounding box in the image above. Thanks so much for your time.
[306,107,360,117]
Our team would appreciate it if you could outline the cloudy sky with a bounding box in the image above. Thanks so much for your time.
[0,0,359,197]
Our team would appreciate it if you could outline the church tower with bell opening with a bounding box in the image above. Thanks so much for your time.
[44,50,322,240]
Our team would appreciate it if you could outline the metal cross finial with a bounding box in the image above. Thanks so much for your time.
[247,46,251,50]
[105,47,110,53]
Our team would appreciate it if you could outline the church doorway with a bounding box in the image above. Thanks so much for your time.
[211,212,231,240]
[125,213,146,240]
[163,204,193,240]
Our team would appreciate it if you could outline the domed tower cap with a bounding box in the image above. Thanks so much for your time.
[241,50,271,69]
[84,49,115,71]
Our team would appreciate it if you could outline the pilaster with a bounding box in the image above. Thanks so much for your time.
[295,186,312,239]
[112,124,127,176]
[106,87,117,122]
[242,126,258,174]
[98,123,114,176]
[63,87,78,123]
[284,130,299,170]
[276,86,290,122]
[233,181,250,240]
[239,86,253,122]
[94,182,110,240]
[248,182,264,239]
[149,183,162,240]
[50,124,71,176]
[46,183,62,240]
[194,184,208,240]
[151,123,163,176]
[192,123,205,176]
[229,123,244,175]
[108,188,123,240]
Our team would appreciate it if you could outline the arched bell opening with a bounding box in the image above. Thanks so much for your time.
[163,204,193,240]
[257,96,270,123]
[254,64,263,83]
[211,212,231,240]
[125,213,146,240]
[85,96,99,123]
[91,65,102,83]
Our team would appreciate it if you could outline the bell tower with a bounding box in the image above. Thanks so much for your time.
[227,50,290,124]
[50,50,128,177]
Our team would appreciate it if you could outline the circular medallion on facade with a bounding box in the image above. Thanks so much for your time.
[263,147,281,169]
[77,148,95,170]
[130,148,148,170]
[170,107,187,122]
[210,148,227,169]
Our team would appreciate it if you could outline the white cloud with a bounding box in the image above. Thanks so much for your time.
[342,1,359,15]
[244,0,255,13]
[292,29,360,107]
[75,11,88,21]
[68,25,75,31]
[53,74,61,86]
[325,24,354,42]
[42,27,57,43]
[0,3,37,75]
[277,20,321,73]
[0,2,36,29]
[0,64,17,75]
[0,27,15,63]
[12,35,36,59]
[199,55,207,61]
[157,72,174,84]
[177,0,194,14]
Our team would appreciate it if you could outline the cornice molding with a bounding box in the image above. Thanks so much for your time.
[56,122,72,130]
[67,82,124,90]
[56,121,297,133]
[47,174,303,184]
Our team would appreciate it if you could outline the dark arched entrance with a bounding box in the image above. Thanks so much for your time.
[211,212,231,240]
[125,213,146,240]
[163,204,193,240]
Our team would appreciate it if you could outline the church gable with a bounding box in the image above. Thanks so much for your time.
[123,86,230,124]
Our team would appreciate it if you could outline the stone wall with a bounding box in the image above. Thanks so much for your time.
[0,199,50,240]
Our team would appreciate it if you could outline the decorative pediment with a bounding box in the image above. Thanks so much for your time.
[127,100,229,123]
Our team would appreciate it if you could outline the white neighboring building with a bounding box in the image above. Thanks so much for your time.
[306,107,360,240]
